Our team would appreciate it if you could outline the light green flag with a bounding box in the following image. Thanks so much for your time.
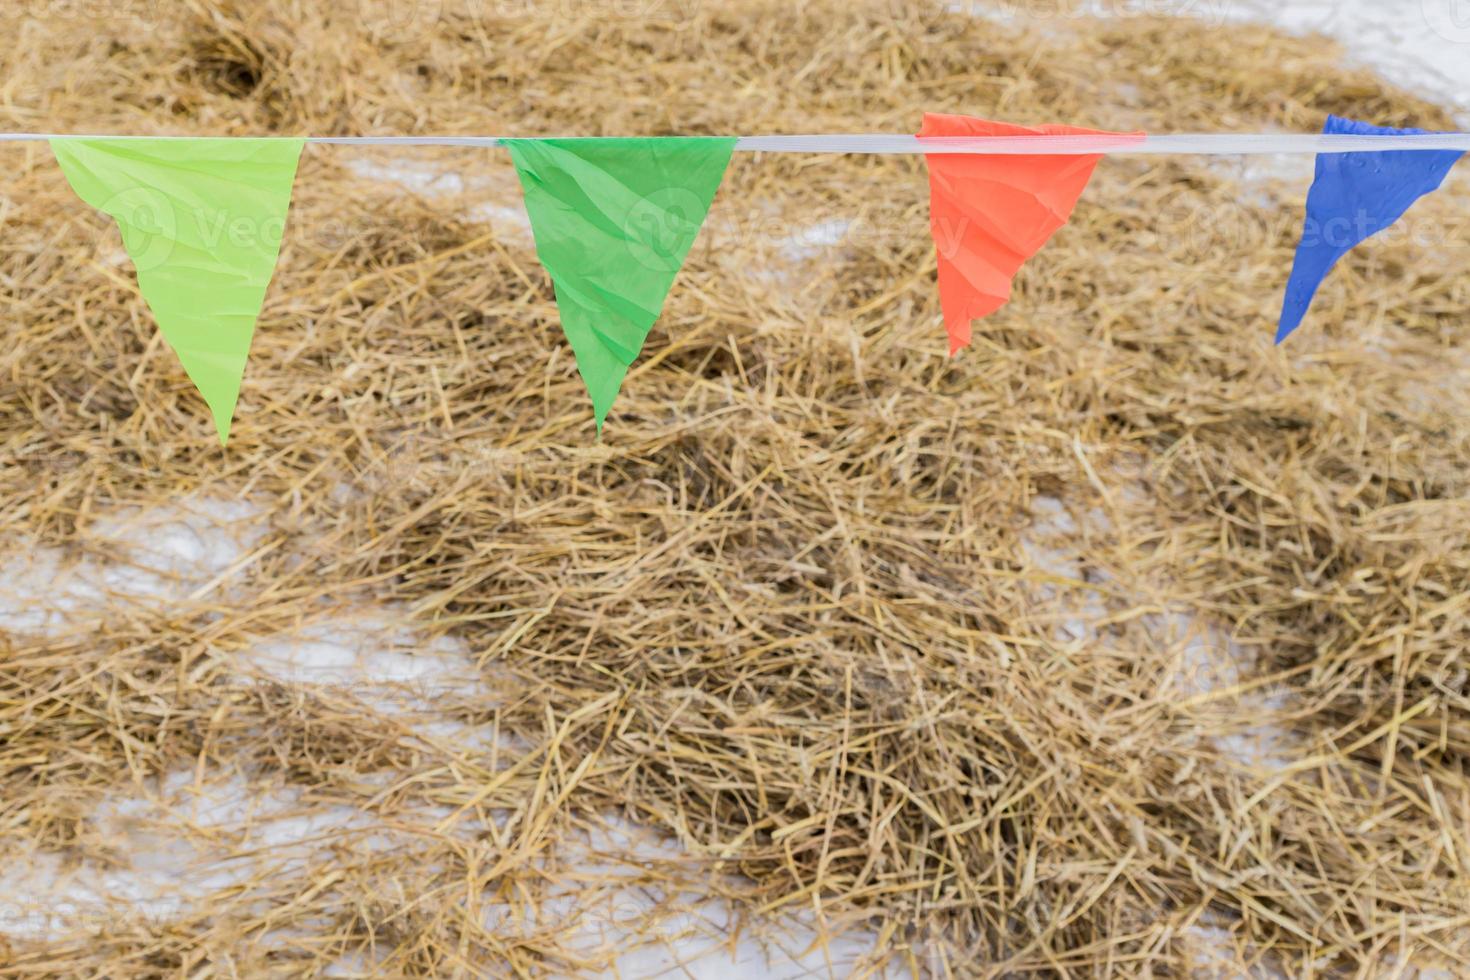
[503,137,736,430]
[51,137,305,445]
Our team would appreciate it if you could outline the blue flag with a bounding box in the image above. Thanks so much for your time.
[1277,115,1463,344]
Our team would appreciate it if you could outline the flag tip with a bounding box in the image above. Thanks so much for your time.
[210,407,235,447]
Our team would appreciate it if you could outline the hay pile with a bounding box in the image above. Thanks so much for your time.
[1,0,1468,975]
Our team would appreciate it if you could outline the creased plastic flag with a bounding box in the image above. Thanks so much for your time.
[51,137,305,444]
[918,113,1143,354]
[1276,115,1464,344]
[503,137,736,430]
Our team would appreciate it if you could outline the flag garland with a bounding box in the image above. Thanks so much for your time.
[1276,115,1464,344]
[504,137,736,430]
[51,137,304,445]
[918,113,1143,354]
[36,114,1466,443]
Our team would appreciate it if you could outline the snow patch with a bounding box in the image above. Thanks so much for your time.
[345,158,467,197]
[1020,494,1293,773]
[1162,614,1291,772]
[0,496,899,971]
[962,2,1470,116]
[1217,1,1470,115]
[231,603,516,740]
[0,770,384,940]
[0,497,268,633]
[776,218,854,262]
[242,612,479,701]
[0,787,910,976]
[345,157,533,239]
[1019,495,1110,643]
[1186,919,1287,978]
[527,815,917,979]
[466,200,533,235]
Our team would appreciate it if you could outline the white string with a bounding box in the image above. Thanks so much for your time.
[736,133,1470,155]
[7,133,1470,154]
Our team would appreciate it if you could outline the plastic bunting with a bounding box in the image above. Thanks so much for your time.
[503,137,736,430]
[917,113,1143,354]
[1277,115,1465,343]
[51,138,305,444]
[33,117,1469,443]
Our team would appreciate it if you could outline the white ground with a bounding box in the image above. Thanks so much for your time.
[3,2,1468,975]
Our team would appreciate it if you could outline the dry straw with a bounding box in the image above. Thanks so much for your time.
[0,0,1467,976]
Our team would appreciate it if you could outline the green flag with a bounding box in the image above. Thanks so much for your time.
[51,137,305,445]
[503,137,736,430]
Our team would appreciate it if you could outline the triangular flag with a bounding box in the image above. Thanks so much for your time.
[918,113,1142,354]
[51,137,305,444]
[1277,115,1464,344]
[503,137,736,430]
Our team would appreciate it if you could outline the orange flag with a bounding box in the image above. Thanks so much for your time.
[919,113,1142,354]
